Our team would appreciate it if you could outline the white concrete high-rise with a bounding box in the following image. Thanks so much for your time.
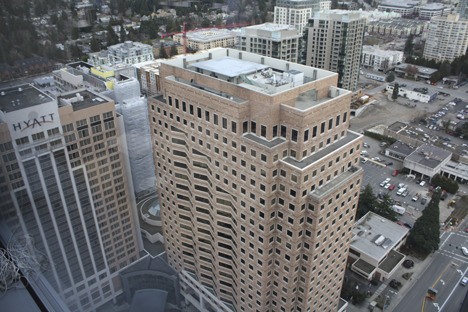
[274,0,331,35]
[237,23,301,63]
[423,14,468,63]
[305,10,366,91]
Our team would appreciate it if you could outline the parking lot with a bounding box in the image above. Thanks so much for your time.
[359,137,433,225]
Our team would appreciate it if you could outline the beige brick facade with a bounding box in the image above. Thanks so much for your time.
[149,48,363,312]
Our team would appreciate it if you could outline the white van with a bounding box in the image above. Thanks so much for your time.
[419,181,426,186]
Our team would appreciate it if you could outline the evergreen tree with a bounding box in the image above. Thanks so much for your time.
[71,27,79,40]
[159,43,168,59]
[386,72,395,82]
[406,191,441,256]
[374,194,398,221]
[170,45,178,57]
[119,25,127,43]
[106,25,119,46]
[392,83,399,100]
[91,35,101,52]
[357,184,377,219]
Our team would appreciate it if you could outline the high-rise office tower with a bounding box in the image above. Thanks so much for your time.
[0,85,142,311]
[305,10,365,91]
[423,14,468,63]
[274,0,331,35]
[149,48,363,312]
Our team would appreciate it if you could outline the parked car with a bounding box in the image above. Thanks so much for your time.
[421,197,427,205]
[386,161,393,166]
[388,184,396,191]
[462,247,468,256]
[392,170,399,176]
[461,276,468,286]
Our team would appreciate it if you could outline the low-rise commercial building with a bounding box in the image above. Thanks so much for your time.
[419,3,451,20]
[385,83,438,103]
[377,1,418,17]
[394,63,438,81]
[404,143,452,179]
[349,212,409,282]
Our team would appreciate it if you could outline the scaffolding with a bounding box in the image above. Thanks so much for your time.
[114,78,156,195]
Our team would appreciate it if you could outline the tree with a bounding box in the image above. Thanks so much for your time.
[159,43,168,59]
[90,35,101,52]
[405,64,419,77]
[357,184,377,219]
[404,34,414,57]
[406,191,441,256]
[169,45,178,57]
[392,83,399,100]
[106,25,119,46]
[119,25,127,43]
[71,27,79,40]
[356,185,397,221]
[386,72,395,83]
[431,174,459,194]
[374,194,398,221]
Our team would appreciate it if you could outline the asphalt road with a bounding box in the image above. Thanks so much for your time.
[393,231,468,312]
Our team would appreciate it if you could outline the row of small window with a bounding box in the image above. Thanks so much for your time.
[162,97,347,141]
[14,128,61,147]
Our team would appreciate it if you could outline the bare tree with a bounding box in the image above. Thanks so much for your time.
[405,64,419,77]
[0,234,46,294]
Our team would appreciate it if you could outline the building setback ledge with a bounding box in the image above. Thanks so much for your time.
[310,166,363,199]
[283,131,360,169]
[243,133,286,148]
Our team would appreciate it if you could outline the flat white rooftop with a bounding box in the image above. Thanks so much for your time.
[351,212,409,262]
[182,28,236,41]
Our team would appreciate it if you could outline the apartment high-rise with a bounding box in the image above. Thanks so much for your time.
[274,0,331,35]
[423,14,468,63]
[149,48,363,312]
[305,10,366,91]
[237,23,301,63]
[0,85,142,311]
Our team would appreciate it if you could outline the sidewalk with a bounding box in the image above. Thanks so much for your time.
[346,253,435,312]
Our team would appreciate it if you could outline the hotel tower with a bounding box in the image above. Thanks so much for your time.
[0,85,142,311]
